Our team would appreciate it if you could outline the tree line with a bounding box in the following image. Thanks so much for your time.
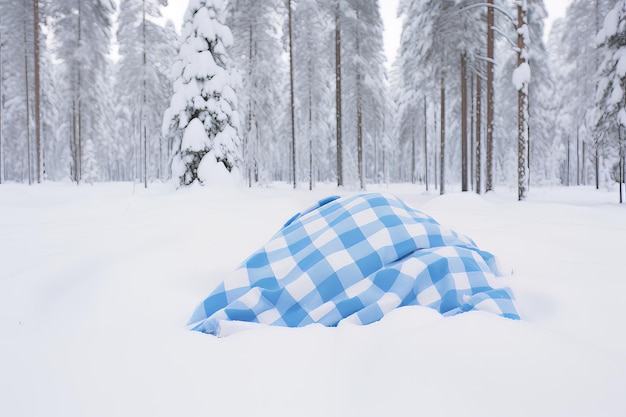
[1,0,625,201]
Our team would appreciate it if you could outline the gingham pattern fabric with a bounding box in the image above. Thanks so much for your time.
[188,193,519,336]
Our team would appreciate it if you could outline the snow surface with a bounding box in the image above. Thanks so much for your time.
[1,182,625,417]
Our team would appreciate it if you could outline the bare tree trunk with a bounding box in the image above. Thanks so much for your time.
[335,1,343,187]
[288,0,296,189]
[71,105,76,182]
[424,96,428,192]
[23,0,32,185]
[246,23,253,187]
[619,144,626,203]
[358,99,363,190]
[411,123,416,184]
[580,140,587,185]
[595,140,600,190]
[76,0,82,184]
[617,125,624,204]
[33,0,42,183]
[440,74,445,195]
[486,0,495,192]
[566,136,570,186]
[476,72,482,194]
[517,1,529,201]
[356,7,364,190]
[143,0,148,188]
[576,125,580,186]
[595,0,601,190]
[0,25,3,184]
[434,108,438,190]
[470,73,475,191]
[308,65,313,191]
[461,53,468,192]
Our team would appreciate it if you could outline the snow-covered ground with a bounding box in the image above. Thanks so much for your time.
[1,182,625,417]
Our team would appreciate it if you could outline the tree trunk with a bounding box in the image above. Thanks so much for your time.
[619,146,626,202]
[246,23,253,187]
[76,0,82,184]
[434,108,438,190]
[23,0,32,185]
[335,1,343,187]
[288,0,296,189]
[595,0,600,190]
[486,0,495,192]
[440,75,445,196]
[470,73,475,191]
[476,73,482,194]
[424,96,428,192]
[517,1,529,201]
[461,53,468,192]
[143,0,148,188]
[356,7,364,191]
[580,140,587,185]
[617,125,624,204]
[411,122,416,184]
[576,125,580,186]
[566,136,570,186]
[71,104,76,182]
[33,0,42,183]
[0,26,3,185]
[309,66,313,191]
[595,141,600,190]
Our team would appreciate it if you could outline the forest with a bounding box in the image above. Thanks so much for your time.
[1,0,625,201]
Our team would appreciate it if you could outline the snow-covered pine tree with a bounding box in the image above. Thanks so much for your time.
[524,0,561,188]
[291,0,334,190]
[0,0,35,183]
[554,0,617,188]
[396,0,466,194]
[163,0,240,187]
[0,13,4,184]
[341,0,387,190]
[49,0,115,184]
[457,0,485,191]
[226,0,286,186]
[116,0,177,185]
[596,0,626,202]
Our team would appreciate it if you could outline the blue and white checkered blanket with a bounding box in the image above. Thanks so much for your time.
[188,193,519,336]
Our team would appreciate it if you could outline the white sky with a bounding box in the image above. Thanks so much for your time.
[162,0,571,65]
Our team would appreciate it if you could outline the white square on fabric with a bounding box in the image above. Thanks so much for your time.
[451,272,472,291]
[403,222,428,243]
[416,284,441,307]
[349,208,378,230]
[367,227,394,252]
[345,278,373,298]
[342,196,364,212]
[223,268,252,291]
[265,234,289,253]
[237,287,262,308]
[312,227,339,248]
[376,292,402,314]
[285,273,316,301]
[267,253,298,281]
[397,256,422,276]
[308,301,335,322]
[256,308,281,325]
[325,250,353,271]
[302,215,330,236]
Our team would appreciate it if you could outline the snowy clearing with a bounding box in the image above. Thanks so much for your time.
[1,182,625,417]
